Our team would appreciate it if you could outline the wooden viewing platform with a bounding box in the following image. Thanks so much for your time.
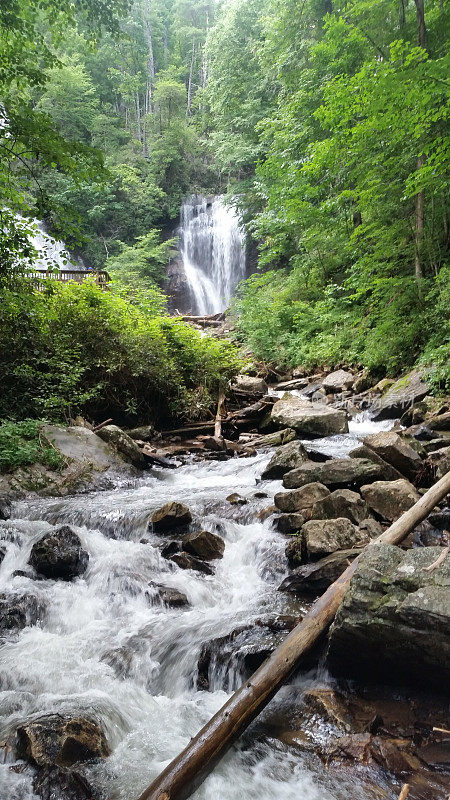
[28,269,110,290]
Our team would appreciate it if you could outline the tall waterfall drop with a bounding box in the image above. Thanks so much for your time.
[179,195,246,315]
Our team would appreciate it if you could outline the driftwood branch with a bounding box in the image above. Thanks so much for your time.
[136,470,450,800]
[214,389,225,439]
[398,784,410,800]
[92,418,113,433]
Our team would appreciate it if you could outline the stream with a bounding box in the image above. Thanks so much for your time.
[0,417,404,800]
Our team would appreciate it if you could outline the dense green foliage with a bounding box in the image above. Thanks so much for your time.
[205,0,449,386]
[0,279,242,425]
[0,420,65,472]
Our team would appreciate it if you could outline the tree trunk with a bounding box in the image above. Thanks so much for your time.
[144,0,156,115]
[135,90,142,144]
[413,0,428,284]
[136,470,450,800]
[186,41,196,117]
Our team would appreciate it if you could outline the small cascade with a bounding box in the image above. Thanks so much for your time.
[179,195,246,315]
[28,219,86,272]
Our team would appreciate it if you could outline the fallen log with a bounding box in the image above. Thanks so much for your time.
[136,469,450,800]
[215,389,225,439]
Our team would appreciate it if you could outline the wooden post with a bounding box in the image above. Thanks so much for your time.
[136,471,450,800]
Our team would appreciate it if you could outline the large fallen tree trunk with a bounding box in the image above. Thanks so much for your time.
[136,470,450,800]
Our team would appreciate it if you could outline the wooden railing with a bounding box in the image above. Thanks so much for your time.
[27,269,110,291]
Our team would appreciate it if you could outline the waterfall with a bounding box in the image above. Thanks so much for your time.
[28,219,86,272]
[179,195,246,315]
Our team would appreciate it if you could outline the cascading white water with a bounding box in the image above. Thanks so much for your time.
[0,420,398,800]
[10,214,86,272]
[179,196,246,315]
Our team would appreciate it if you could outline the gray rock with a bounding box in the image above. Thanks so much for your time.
[371,370,429,420]
[151,502,192,533]
[358,517,383,538]
[275,483,330,513]
[270,393,348,437]
[353,369,375,394]
[275,513,305,534]
[427,411,450,431]
[283,458,384,490]
[349,445,404,481]
[96,424,145,469]
[322,370,354,393]
[279,549,361,595]
[360,479,420,522]
[285,536,303,568]
[427,445,450,478]
[17,714,110,767]
[303,518,369,558]
[29,526,89,581]
[146,582,189,607]
[182,530,225,561]
[311,489,369,525]
[0,496,12,520]
[261,440,309,479]
[231,375,268,395]
[0,592,42,633]
[363,431,422,479]
[170,551,214,575]
[327,544,450,688]
[126,425,155,441]
[248,428,297,449]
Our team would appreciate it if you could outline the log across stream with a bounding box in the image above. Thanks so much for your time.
[0,417,447,800]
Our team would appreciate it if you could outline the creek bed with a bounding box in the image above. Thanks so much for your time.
[0,419,446,800]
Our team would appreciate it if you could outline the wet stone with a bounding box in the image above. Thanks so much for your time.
[170,551,214,575]
[17,714,110,768]
[0,592,43,634]
[226,493,247,505]
[151,502,192,533]
[32,765,101,800]
[182,529,225,561]
[275,513,305,534]
[146,581,189,607]
[29,526,89,581]
[279,549,361,595]
[0,495,12,520]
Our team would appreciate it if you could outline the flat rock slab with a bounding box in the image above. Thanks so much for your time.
[283,458,384,490]
[275,483,330,513]
[327,544,450,688]
[363,431,422,479]
[270,393,348,437]
[279,548,362,595]
[322,370,354,393]
[371,370,429,420]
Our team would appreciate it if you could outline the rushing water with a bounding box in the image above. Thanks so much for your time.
[179,196,246,315]
[0,422,399,800]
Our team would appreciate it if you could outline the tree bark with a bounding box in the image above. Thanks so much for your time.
[136,470,450,800]
[413,0,428,284]
[186,41,196,117]
[144,0,156,115]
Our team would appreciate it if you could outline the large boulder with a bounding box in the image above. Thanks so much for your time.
[29,527,89,581]
[126,425,155,441]
[371,370,429,420]
[349,445,404,482]
[302,518,369,558]
[231,375,268,395]
[279,549,361,595]
[322,370,354,393]
[283,458,384,490]
[96,424,145,469]
[275,513,305,534]
[270,394,348,437]
[327,544,450,687]
[427,411,450,431]
[182,530,225,561]
[17,714,110,767]
[0,592,42,633]
[427,445,450,479]
[261,440,309,479]
[360,479,420,522]
[363,431,422,480]
[310,489,369,525]
[151,502,192,533]
[275,482,330,514]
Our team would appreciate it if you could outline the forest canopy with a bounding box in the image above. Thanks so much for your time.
[0,0,449,429]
